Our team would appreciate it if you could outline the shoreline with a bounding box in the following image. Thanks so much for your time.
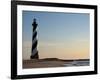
[23,58,90,69]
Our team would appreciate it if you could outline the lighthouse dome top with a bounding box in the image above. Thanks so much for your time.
[33,18,36,22]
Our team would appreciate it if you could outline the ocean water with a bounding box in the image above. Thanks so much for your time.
[63,60,89,66]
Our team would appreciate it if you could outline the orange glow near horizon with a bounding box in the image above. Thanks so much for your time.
[38,40,90,60]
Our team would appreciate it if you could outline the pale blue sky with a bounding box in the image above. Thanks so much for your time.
[22,11,89,43]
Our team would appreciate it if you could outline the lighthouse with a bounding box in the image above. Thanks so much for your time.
[30,18,39,59]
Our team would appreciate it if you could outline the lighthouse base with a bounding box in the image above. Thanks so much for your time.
[30,53,39,59]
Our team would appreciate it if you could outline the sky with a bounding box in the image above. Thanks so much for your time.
[22,11,90,60]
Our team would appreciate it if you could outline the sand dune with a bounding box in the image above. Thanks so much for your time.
[23,58,89,69]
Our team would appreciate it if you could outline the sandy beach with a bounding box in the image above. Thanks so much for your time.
[23,58,89,69]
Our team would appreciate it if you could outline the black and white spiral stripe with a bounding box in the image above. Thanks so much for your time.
[30,19,38,59]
